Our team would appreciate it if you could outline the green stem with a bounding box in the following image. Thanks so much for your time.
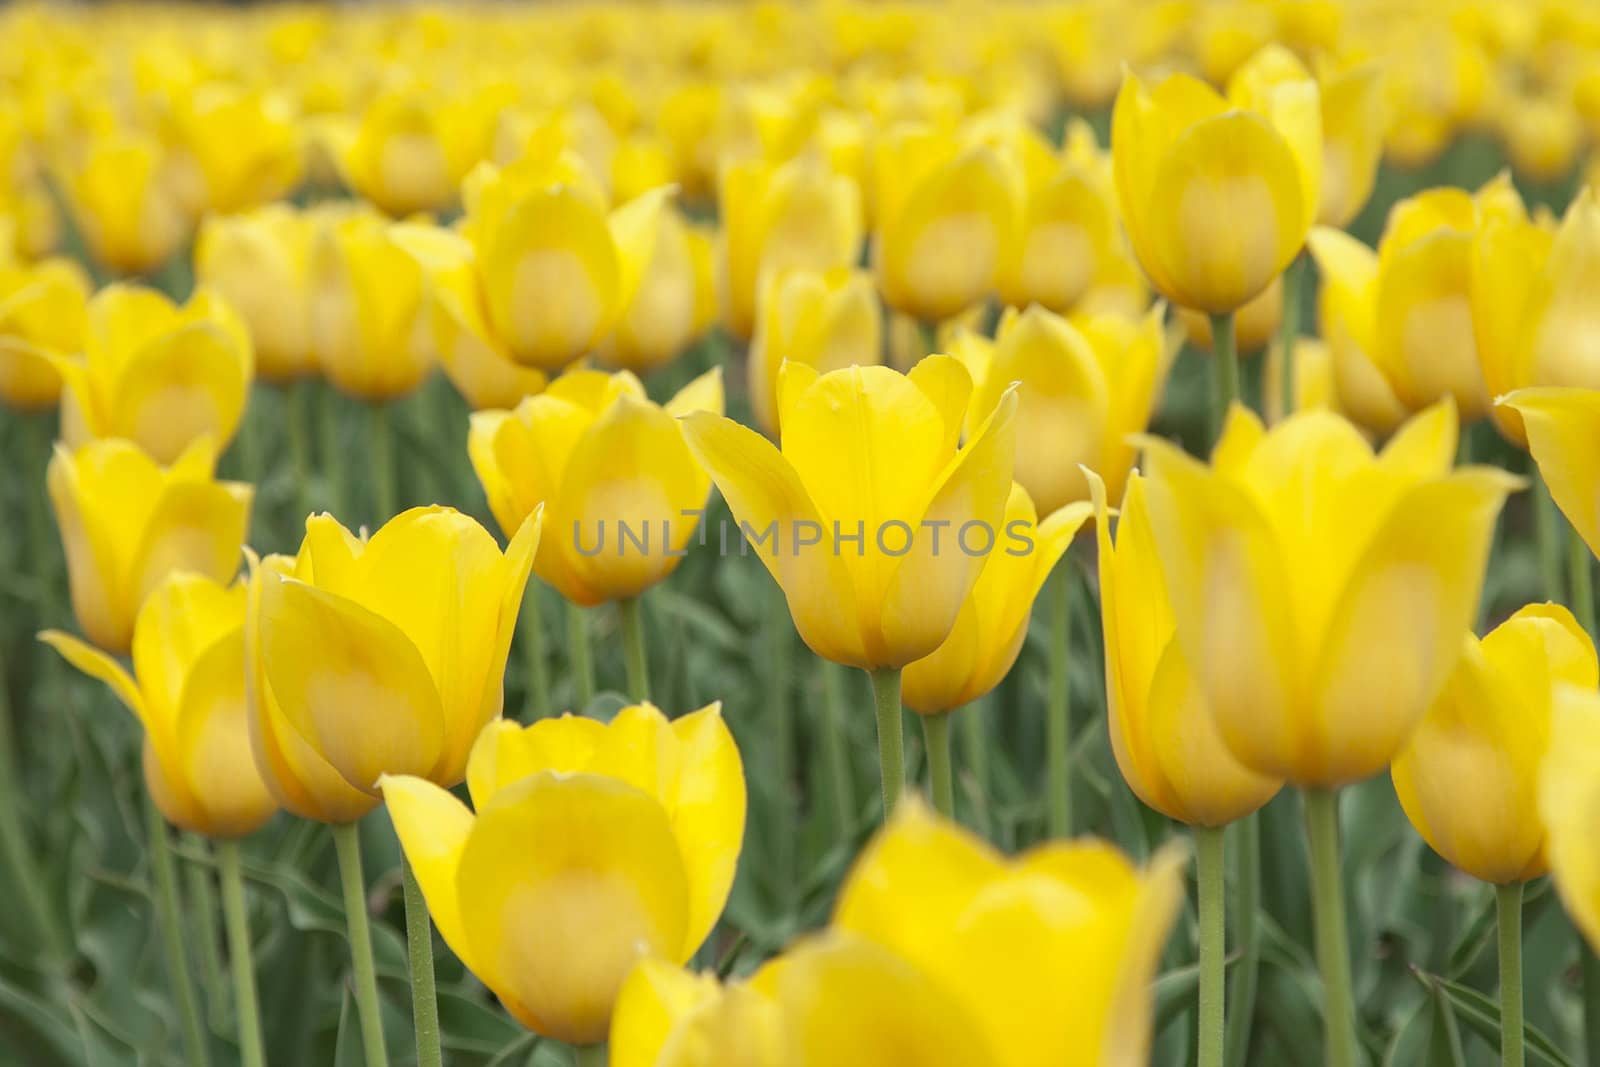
[575,1044,608,1067]
[1533,469,1565,603]
[1277,254,1303,421]
[917,318,939,360]
[520,585,551,720]
[820,660,856,840]
[147,796,209,1067]
[1582,947,1600,1067]
[1304,788,1357,1067]
[332,822,389,1067]
[369,401,396,525]
[869,668,905,820]
[1569,529,1596,639]
[921,712,954,817]
[1210,311,1239,444]
[566,600,595,710]
[1224,813,1262,1067]
[184,837,228,1028]
[1197,824,1227,1067]
[321,383,347,515]
[402,856,441,1067]
[216,841,264,1067]
[1047,566,1073,838]
[619,596,651,701]
[0,643,69,966]
[958,702,993,836]
[765,584,796,889]
[286,379,315,522]
[1497,881,1524,1067]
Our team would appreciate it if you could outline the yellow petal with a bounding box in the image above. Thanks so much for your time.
[129,480,253,615]
[663,704,747,956]
[1503,388,1600,558]
[610,959,721,1067]
[38,629,144,720]
[1540,686,1600,952]
[1374,227,1488,419]
[173,633,276,838]
[465,714,608,809]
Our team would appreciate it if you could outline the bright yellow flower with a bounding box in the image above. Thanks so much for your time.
[1111,47,1319,313]
[168,84,303,215]
[1305,227,1409,435]
[1502,388,1600,560]
[0,257,88,411]
[1315,62,1386,228]
[1181,275,1282,357]
[1089,469,1282,826]
[381,702,745,1045]
[902,485,1088,714]
[469,367,721,606]
[681,358,1017,670]
[1539,685,1600,954]
[245,506,540,824]
[598,200,708,373]
[48,437,252,655]
[748,267,881,437]
[342,87,499,216]
[1392,604,1595,885]
[1138,401,1519,787]
[41,573,276,838]
[1474,190,1600,447]
[60,129,191,275]
[958,304,1169,514]
[196,204,317,384]
[1499,91,1583,188]
[720,155,862,340]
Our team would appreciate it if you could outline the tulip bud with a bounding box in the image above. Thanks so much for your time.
[168,85,303,215]
[1316,62,1386,228]
[343,89,497,217]
[196,205,317,384]
[748,268,881,436]
[1306,227,1409,435]
[0,257,88,411]
[60,130,191,275]
[599,198,707,373]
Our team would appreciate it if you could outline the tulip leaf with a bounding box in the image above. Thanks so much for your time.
[1408,967,1575,1067]
[1425,978,1468,1067]
[1152,960,1202,1033]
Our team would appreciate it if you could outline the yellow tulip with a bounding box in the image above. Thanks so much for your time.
[1111,48,1319,313]
[245,506,539,824]
[54,284,254,464]
[1474,190,1600,446]
[902,485,1088,714]
[1305,227,1409,435]
[598,200,707,373]
[1502,388,1600,560]
[1181,276,1282,357]
[1089,469,1282,826]
[469,367,721,606]
[60,129,191,275]
[40,573,276,838]
[195,204,317,384]
[1138,401,1519,787]
[1316,62,1386,229]
[342,88,498,216]
[308,206,434,400]
[0,257,88,411]
[747,267,881,437]
[1539,685,1600,953]
[168,84,303,214]
[720,154,862,340]
[380,701,745,1045]
[1391,604,1595,885]
[959,304,1169,515]
[1264,337,1341,425]
[48,437,252,655]
[873,122,1020,323]
[832,798,1186,1067]
[681,358,1017,670]
[1499,91,1582,188]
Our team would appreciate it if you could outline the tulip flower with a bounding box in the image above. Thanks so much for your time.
[168,85,304,215]
[1181,276,1282,358]
[342,88,500,216]
[1305,227,1410,436]
[1111,50,1319,314]
[720,154,862,340]
[1316,62,1386,229]
[469,367,721,607]
[1502,388,1600,561]
[597,201,710,373]
[54,284,254,464]
[196,205,317,384]
[49,437,253,655]
[42,573,276,839]
[1264,337,1340,425]
[0,257,89,411]
[381,702,746,1047]
[1474,191,1600,446]
[1540,685,1600,955]
[1499,91,1582,188]
[747,267,881,437]
[59,129,191,276]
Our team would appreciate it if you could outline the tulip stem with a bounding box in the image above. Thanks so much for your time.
[1497,881,1524,1067]
[369,402,396,525]
[1582,948,1600,1066]
[1532,470,1565,603]
[619,596,651,701]
[567,601,595,709]
[1196,824,1226,1067]
[401,855,442,1067]
[321,384,348,514]
[184,838,228,1027]
[1210,311,1239,440]
[146,796,210,1067]
[286,379,315,522]
[0,644,69,968]
[520,585,551,720]
[921,712,954,817]
[869,668,905,820]
[1225,813,1262,1067]
[216,840,265,1067]
[1277,254,1303,420]
[1304,788,1357,1067]
[1568,528,1596,639]
[820,660,856,840]
[332,822,390,1067]
[1046,565,1073,837]
[575,1044,607,1067]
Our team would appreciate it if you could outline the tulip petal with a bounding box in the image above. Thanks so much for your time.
[1504,388,1600,559]
[174,634,276,838]
[610,959,721,1067]
[664,704,746,956]
[130,481,253,612]
[465,713,608,809]
[381,774,478,972]
[1540,687,1600,951]
[110,322,249,464]
[906,353,973,455]
[663,366,724,419]
[38,629,144,720]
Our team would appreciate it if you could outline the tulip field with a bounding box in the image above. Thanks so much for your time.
[9,1,1600,1065]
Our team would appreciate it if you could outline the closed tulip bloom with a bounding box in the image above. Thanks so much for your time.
[245,506,538,823]
[1111,48,1319,313]
[1502,388,1600,560]
[1316,62,1386,228]
[1500,92,1582,188]
[1138,401,1519,787]
[41,573,276,838]
[0,257,88,410]
[1539,685,1600,953]
[1305,226,1410,435]
[748,267,881,436]
[169,85,303,214]
[195,205,317,383]
[61,130,190,275]
[1392,604,1595,885]
[49,437,252,655]
[599,200,707,372]
[1089,469,1282,826]
[1475,191,1600,446]
[1181,276,1283,357]
[469,367,721,606]
[682,358,1018,670]
[902,485,1089,714]
[960,304,1169,514]
[55,284,254,464]
[380,702,745,1045]
[343,89,496,217]
[720,154,862,340]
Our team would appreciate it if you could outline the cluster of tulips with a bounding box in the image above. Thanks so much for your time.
[6,0,1600,1066]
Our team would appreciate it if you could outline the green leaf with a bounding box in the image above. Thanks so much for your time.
[1409,968,1575,1067]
